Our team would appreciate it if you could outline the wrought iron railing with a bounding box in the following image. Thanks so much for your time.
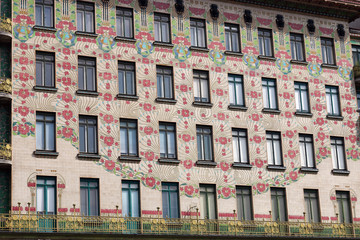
[0,212,359,238]
[0,16,11,34]
[0,142,11,161]
[0,77,11,94]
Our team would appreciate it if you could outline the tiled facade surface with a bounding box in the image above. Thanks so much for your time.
[9,0,360,221]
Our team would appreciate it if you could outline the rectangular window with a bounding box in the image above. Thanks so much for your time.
[193,70,210,103]
[122,180,140,217]
[35,0,54,27]
[299,134,315,169]
[154,13,171,43]
[157,66,174,99]
[236,186,253,220]
[262,78,278,110]
[290,33,305,61]
[271,188,287,221]
[78,56,96,92]
[162,182,179,218]
[80,178,99,216]
[232,129,249,164]
[258,28,273,57]
[357,91,360,111]
[77,1,94,33]
[336,191,352,223]
[304,189,320,223]
[294,82,310,113]
[326,86,341,116]
[116,7,133,38]
[197,126,213,161]
[159,122,176,159]
[352,45,360,65]
[228,74,245,107]
[120,119,138,157]
[79,115,98,154]
[190,18,206,48]
[225,23,240,52]
[118,61,135,96]
[321,37,335,65]
[331,137,346,170]
[200,184,217,219]
[36,112,56,152]
[266,131,283,166]
[37,176,56,215]
[36,52,55,88]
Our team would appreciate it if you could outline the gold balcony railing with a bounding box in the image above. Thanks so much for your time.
[0,142,11,161]
[0,77,11,94]
[0,212,359,238]
[0,16,11,34]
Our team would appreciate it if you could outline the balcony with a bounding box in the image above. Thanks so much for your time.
[0,16,11,43]
[0,77,11,94]
[0,212,359,239]
[0,142,11,164]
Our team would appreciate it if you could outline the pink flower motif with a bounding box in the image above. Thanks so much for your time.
[319,147,327,157]
[284,112,292,118]
[252,114,260,121]
[182,134,191,142]
[220,162,229,171]
[62,77,71,86]
[288,22,303,30]
[288,150,296,159]
[144,126,153,135]
[20,43,28,50]
[221,187,231,198]
[255,159,263,168]
[184,185,194,195]
[253,136,261,144]
[62,110,73,120]
[257,17,272,26]
[62,62,71,70]
[18,89,30,99]
[189,7,205,15]
[285,130,294,138]
[223,12,239,21]
[181,109,189,117]
[146,177,155,188]
[104,136,114,146]
[145,151,154,161]
[143,80,151,87]
[184,160,193,169]
[19,57,29,65]
[143,103,152,111]
[103,93,112,101]
[250,91,258,98]
[18,106,29,117]
[63,48,70,55]
[103,73,112,80]
[103,114,114,124]
[180,85,188,92]
[289,171,298,181]
[349,135,357,143]
[105,160,115,171]
[61,93,73,103]
[218,113,225,120]
[62,128,73,138]
[316,118,325,126]
[19,73,29,81]
[314,90,321,98]
[219,137,227,145]
[283,92,290,99]
[216,89,224,96]
[350,150,359,159]
[18,124,30,135]
[153,1,170,10]
[315,104,323,112]
[318,132,325,141]
[257,183,266,192]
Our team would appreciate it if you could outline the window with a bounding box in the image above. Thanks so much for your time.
[200,184,217,219]
[78,56,96,92]
[321,37,335,65]
[232,129,249,164]
[122,180,140,217]
[37,176,56,215]
[118,61,135,96]
[36,52,55,88]
[331,137,346,170]
[190,18,206,48]
[79,115,98,154]
[304,190,320,223]
[157,66,173,99]
[228,74,245,107]
[236,186,253,220]
[35,0,54,27]
[266,131,283,166]
[262,78,278,110]
[352,45,360,65]
[225,23,240,52]
[80,178,99,216]
[290,33,305,61]
[357,91,360,111]
[159,122,176,159]
[154,13,171,43]
[193,70,210,103]
[77,1,94,33]
[197,126,213,161]
[36,112,55,152]
[336,191,352,223]
[162,182,179,218]
[116,7,133,38]
[326,86,341,116]
[120,119,138,157]
[294,82,310,113]
[299,134,315,169]
[258,28,273,57]
[271,188,287,221]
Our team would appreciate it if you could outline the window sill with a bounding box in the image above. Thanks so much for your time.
[321,63,338,69]
[118,156,141,162]
[153,41,174,47]
[228,105,248,111]
[258,55,276,61]
[33,25,57,32]
[196,161,217,167]
[295,111,313,117]
[267,165,286,171]
[224,51,243,57]
[155,98,177,104]
[77,153,101,160]
[326,115,344,120]
[290,60,308,65]
[33,86,58,92]
[114,36,137,43]
[192,102,213,108]
[33,151,59,157]
[189,46,209,52]
[76,90,99,97]
[262,108,281,114]
[232,162,252,169]
[75,31,98,38]
[332,169,350,175]
[158,158,180,164]
[300,167,319,173]
[116,94,139,101]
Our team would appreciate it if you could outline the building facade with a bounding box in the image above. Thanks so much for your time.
[0,0,360,238]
